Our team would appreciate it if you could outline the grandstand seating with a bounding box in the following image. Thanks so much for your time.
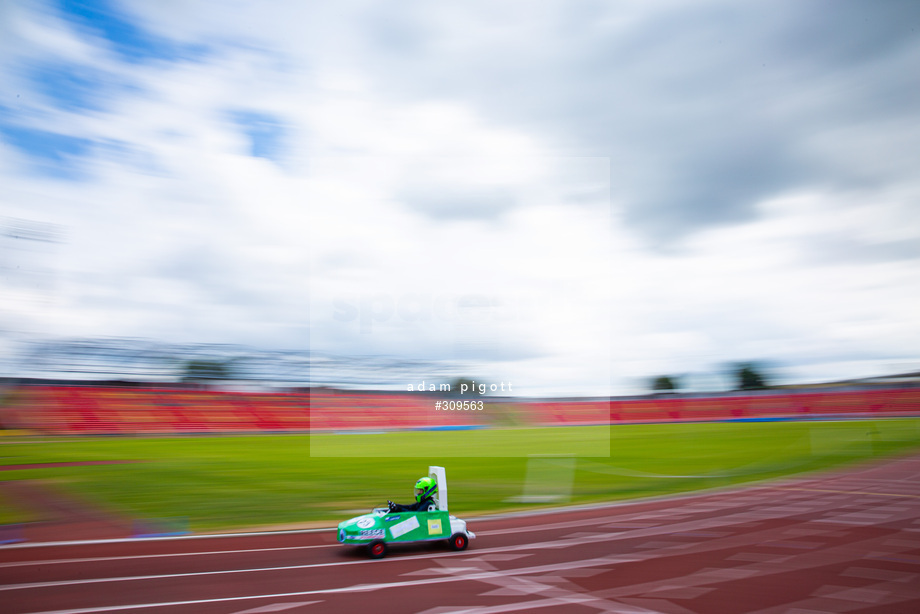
[2,385,918,435]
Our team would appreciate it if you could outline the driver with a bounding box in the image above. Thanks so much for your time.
[388,476,438,512]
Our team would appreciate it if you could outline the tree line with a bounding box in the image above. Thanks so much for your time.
[651,362,769,393]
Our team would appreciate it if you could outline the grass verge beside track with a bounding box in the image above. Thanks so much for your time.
[1,418,919,532]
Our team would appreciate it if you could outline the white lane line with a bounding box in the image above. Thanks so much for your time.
[0,528,335,550]
[416,595,662,614]
[0,544,338,569]
[0,558,382,592]
[423,559,666,614]
[417,595,604,614]
[1,488,868,594]
[477,517,616,537]
[0,533,614,592]
[0,519,590,568]
[1,519,595,568]
[3,512,613,566]
[19,554,640,614]
[770,486,920,499]
[230,602,321,614]
[18,481,920,613]
[2,515,619,570]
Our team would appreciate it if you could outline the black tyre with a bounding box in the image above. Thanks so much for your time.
[368,540,388,559]
[448,533,468,551]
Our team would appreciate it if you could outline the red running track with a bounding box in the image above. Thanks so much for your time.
[2,454,920,614]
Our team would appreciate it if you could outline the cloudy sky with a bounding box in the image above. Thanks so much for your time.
[1,0,919,395]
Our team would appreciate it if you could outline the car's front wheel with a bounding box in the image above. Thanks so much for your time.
[368,540,388,559]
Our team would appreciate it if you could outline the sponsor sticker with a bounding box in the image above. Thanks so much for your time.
[427,518,442,535]
[384,515,400,521]
[356,518,375,529]
[359,529,385,539]
[389,515,420,538]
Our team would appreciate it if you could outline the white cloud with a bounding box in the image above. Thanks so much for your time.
[1,0,918,394]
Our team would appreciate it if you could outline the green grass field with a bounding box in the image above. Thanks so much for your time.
[2,419,919,531]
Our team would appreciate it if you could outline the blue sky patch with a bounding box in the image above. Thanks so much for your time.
[58,0,208,64]
[231,111,287,163]
[0,123,94,179]
[27,60,138,112]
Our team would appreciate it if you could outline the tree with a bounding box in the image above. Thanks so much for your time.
[651,375,678,392]
[181,359,234,382]
[735,363,769,390]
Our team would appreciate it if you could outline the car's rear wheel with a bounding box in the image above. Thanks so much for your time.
[448,533,468,551]
[368,540,388,559]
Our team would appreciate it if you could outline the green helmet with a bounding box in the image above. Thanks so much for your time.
[414,476,437,502]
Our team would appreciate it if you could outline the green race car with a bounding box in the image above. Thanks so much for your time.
[337,466,476,559]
